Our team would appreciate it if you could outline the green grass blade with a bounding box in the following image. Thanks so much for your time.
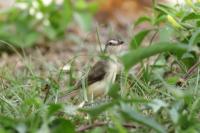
[121,42,188,70]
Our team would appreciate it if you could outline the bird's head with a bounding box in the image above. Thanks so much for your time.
[104,39,124,55]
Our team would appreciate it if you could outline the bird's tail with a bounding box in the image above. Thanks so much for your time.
[58,89,80,102]
[58,81,82,102]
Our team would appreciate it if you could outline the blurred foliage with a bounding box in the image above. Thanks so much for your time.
[1,0,200,133]
[0,0,98,48]
[123,0,200,69]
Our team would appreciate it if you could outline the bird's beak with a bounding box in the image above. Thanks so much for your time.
[119,40,124,45]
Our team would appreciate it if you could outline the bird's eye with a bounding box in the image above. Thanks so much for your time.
[106,39,124,46]
[108,42,113,45]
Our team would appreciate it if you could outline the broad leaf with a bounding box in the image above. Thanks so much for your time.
[189,28,200,46]
[130,29,151,49]
[182,12,200,22]
[108,83,121,99]
[159,26,174,42]
[134,16,151,26]
[50,118,75,133]
[120,104,166,133]
[121,42,188,70]
[48,104,63,117]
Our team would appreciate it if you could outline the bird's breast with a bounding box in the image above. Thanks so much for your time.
[88,60,120,98]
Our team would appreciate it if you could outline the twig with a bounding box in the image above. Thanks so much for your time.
[176,61,200,86]
[182,61,200,80]
[149,29,158,46]
[42,84,51,103]
[76,122,136,132]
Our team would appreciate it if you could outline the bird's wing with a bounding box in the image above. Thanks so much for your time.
[72,60,108,89]
[58,60,108,100]
[87,60,108,85]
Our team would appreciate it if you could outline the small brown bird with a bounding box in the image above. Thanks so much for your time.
[60,39,124,100]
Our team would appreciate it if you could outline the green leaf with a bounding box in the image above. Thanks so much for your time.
[169,107,179,124]
[189,97,200,120]
[44,26,58,40]
[75,0,98,12]
[189,28,200,46]
[166,76,179,84]
[134,16,151,26]
[23,32,39,47]
[159,26,174,42]
[153,15,166,25]
[155,4,176,15]
[0,116,16,128]
[74,12,92,31]
[130,29,151,49]
[182,52,195,59]
[49,0,73,36]
[0,128,6,133]
[108,83,121,99]
[86,2,99,13]
[79,100,118,117]
[182,12,200,22]
[110,115,127,133]
[121,42,188,70]
[169,100,183,124]
[50,118,75,133]
[120,104,166,133]
[48,104,63,117]
[148,99,167,113]
[75,0,88,10]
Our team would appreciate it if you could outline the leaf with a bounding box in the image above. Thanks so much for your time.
[121,42,188,70]
[85,1,99,13]
[148,99,168,113]
[189,97,200,120]
[79,100,118,117]
[189,28,200,46]
[63,0,73,25]
[49,0,73,35]
[75,0,98,12]
[75,0,88,10]
[167,15,184,29]
[169,100,183,124]
[120,104,166,133]
[159,26,174,42]
[0,115,16,128]
[169,107,179,124]
[108,83,121,99]
[23,32,39,47]
[182,52,195,59]
[182,12,200,22]
[153,15,166,25]
[74,12,92,31]
[166,76,179,84]
[110,115,127,133]
[44,26,57,40]
[130,29,151,49]
[48,104,63,116]
[134,16,151,26]
[122,97,149,104]
[155,4,176,15]
[50,118,75,133]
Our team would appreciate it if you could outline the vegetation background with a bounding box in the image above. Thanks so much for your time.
[0,0,200,133]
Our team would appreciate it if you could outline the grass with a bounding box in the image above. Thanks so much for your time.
[1,1,200,133]
[0,44,200,132]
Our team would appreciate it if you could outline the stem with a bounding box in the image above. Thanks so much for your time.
[76,122,136,132]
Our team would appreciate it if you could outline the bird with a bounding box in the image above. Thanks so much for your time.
[59,39,124,101]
